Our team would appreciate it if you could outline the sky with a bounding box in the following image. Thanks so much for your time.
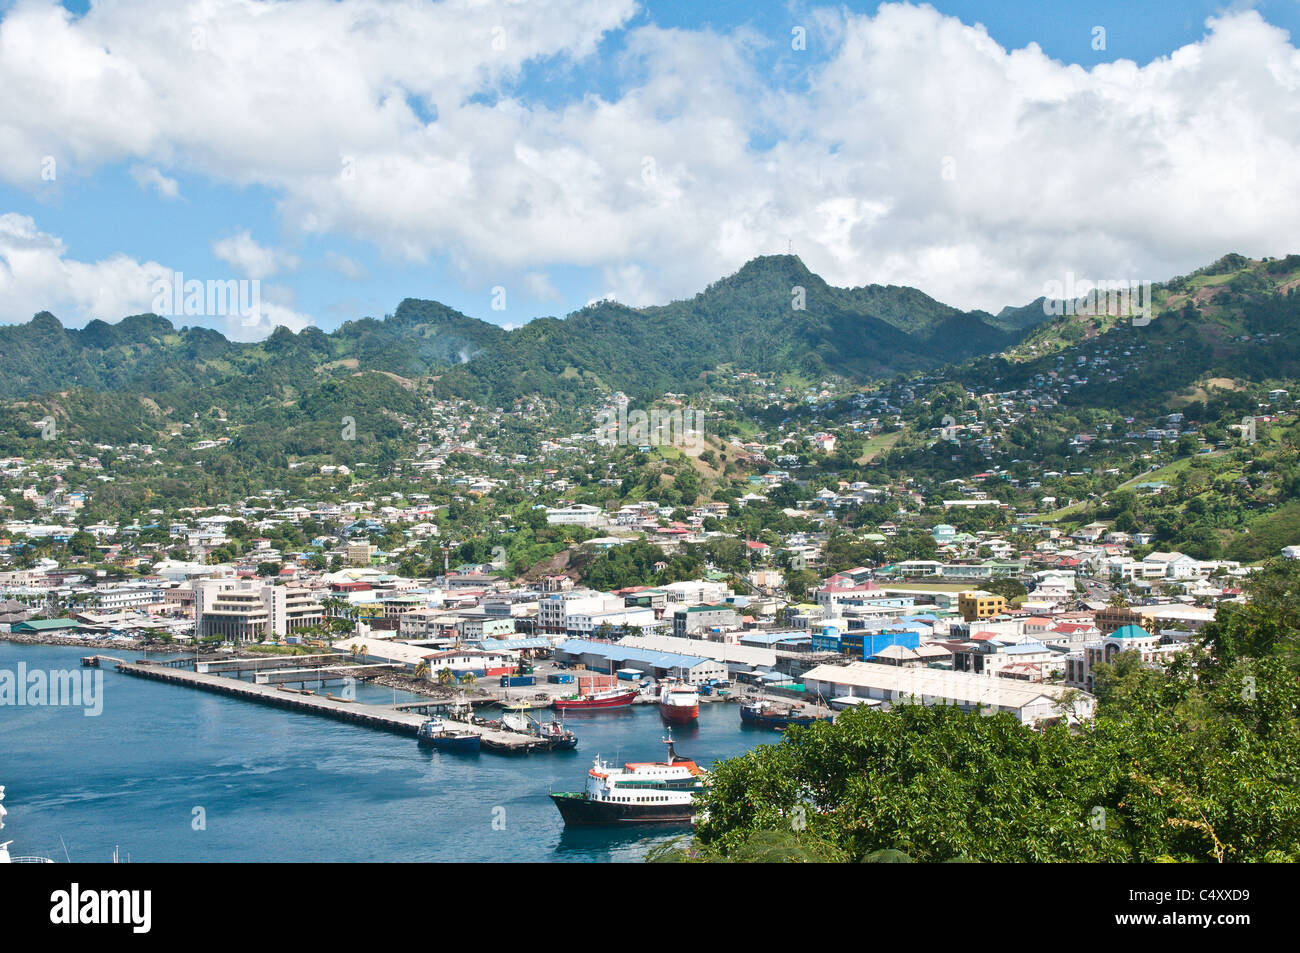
[1,0,1298,340]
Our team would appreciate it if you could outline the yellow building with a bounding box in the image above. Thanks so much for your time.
[958,590,1006,622]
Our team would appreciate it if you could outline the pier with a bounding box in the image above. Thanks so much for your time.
[250,663,396,685]
[80,654,126,668]
[114,659,553,751]
[195,653,341,675]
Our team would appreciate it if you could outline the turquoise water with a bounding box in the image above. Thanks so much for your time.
[0,642,774,862]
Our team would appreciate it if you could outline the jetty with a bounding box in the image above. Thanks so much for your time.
[80,654,126,668]
[114,658,552,751]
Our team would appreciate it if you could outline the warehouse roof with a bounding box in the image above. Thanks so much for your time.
[619,633,777,668]
[801,662,1086,710]
[557,638,715,670]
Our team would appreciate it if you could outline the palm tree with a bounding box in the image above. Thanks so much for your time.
[459,672,477,689]
[414,660,430,681]
[437,666,456,687]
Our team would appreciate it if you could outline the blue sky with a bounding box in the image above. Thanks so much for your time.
[1,0,1298,339]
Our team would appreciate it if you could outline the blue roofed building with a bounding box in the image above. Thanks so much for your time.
[554,638,727,684]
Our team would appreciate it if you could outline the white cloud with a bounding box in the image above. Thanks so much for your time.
[129,163,180,199]
[522,270,562,304]
[0,0,1298,317]
[0,212,313,336]
[323,251,369,282]
[212,229,298,279]
[0,212,167,322]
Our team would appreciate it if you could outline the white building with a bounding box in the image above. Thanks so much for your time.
[545,504,603,526]
[195,579,323,642]
[801,662,1095,725]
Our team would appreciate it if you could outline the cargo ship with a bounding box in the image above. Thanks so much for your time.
[739,698,833,730]
[552,686,639,711]
[657,680,700,724]
[549,736,706,826]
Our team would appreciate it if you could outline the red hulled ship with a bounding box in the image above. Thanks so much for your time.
[552,686,639,711]
[657,680,700,724]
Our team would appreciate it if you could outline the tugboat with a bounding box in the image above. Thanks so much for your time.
[658,679,700,724]
[549,734,706,826]
[0,785,54,864]
[552,685,638,712]
[739,697,833,730]
[416,718,482,753]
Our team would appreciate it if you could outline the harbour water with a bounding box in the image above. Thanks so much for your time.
[0,642,776,862]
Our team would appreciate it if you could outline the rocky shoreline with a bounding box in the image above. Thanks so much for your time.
[364,670,491,701]
[0,632,151,651]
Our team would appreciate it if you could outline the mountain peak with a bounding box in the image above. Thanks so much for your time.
[734,253,812,278]
[28,311,64,332]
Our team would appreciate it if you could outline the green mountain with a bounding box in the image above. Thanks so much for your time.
[0,298,503,402]
[11,251,1297,445]
[0,255,1033,411]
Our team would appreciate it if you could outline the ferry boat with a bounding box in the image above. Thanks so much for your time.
[658,680,700,724]
[501,711,579,751]
[552,686,639,712]
[549,736,706,826]
[739,698,833,730]
[0,785,54,864]
[416,718,482,753]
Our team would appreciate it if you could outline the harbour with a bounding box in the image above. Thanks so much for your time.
[114,657,558,751]
[0,642,769,861]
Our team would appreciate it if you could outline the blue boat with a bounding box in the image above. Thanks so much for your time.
[417,718,481,753]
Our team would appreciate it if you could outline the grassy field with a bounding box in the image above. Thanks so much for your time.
[856,430,904,463]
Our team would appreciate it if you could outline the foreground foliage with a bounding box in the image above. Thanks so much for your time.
[657,564,1300,863]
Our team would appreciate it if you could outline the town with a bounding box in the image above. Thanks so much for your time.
[4,363,1287,729]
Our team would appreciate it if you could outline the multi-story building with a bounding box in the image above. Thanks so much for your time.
[90,585,166,612]
[195,580,323,642]
[957,590,1006,622]
[537,589,624,635]
[544,504,603,526]
[672,604,740,638]
[566,606,658,637]
[1064,624,1189,692]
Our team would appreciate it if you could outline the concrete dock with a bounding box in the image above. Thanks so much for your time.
[115,659,549,751]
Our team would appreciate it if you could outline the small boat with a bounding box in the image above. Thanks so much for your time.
[553,686,638,712]
[549,734,706,826]
[739,698,833,730]
[416,718,481,753]
[501,711,579,751]
[658,679,700,724]
[499,697,550,712]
